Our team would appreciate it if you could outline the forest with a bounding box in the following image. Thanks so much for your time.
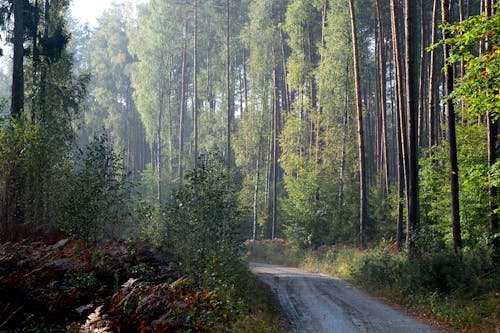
[0,0,499,331]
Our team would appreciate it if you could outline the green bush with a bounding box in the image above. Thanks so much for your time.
[58,134,135,242]
[164,154,244,292]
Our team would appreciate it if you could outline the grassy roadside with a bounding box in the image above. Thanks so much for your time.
[247,239,499,332]
[218,272,286,333]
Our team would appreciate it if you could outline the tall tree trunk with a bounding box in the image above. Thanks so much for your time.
[243,48,248,113]
[315,0,328,169]
[31,0,39,123]
[178,25,187,182]
[253,111,264,241]
[396,87,405,250]
[280,28,290,114]
[39,0,50,119]
[167,63,174,175]
[349,0,367,248]
[226,0,232,168]
[442,0,462,254]
[404,0,420,255]
[376,0,389,196]
[272,47,279,240]
[193,0,198,167]
[417,0,426,147]
[428,0,438,149]
[4,0,26,233]
[391,0,409,249]
[11,0,24,118]
[484,0,499,257]
[339,63,350,214]
[487,113,498,256]
[157,102,163,203]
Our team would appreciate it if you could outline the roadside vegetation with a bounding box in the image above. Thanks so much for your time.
[1,0,499,332]
[247,239,499,332]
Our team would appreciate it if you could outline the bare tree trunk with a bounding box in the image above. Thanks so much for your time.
[4,0,26,232]
[418,0,426,147]
[376,0,389,196]
[157,103,163,203]
[243,48,248,113]
[272,47,280,240]
[396,89,405,250]
[404,0,420,255]
[339,64,350,214]
[31,0,39,123]
[391,0,409,249]
[253,112,264,241]
[39,0,50,119]
[280,28,290,114]
[487,113,498,255]
[428,0,438,150]
[167,63,174,175]
[193,0,198,167]
[349,0,367,248]
[484,0,499,256]
[442,0,462,254]
[178,24,187,182]
[226,0,232,168]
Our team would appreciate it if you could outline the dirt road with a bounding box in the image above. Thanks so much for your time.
[250,263,438,333]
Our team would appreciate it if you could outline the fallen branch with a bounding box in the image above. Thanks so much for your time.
[0,304,23,329]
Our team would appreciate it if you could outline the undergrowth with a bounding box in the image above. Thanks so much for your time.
[216,272,285,333]
[247,239,500,332]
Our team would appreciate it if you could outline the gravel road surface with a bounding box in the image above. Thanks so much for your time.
[250,263,438,333]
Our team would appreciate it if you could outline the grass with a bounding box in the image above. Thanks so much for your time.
[213,270,286,333]
[246,239,500,332]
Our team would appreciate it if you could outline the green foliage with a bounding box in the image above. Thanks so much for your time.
[246,238,303,267]
[82,5,145,172]
[419,124,491,250]
[257,242,499,331]
[436,5,500,118]
[22,313,65,333]
[58,134,135,242]
[164,154,244,290]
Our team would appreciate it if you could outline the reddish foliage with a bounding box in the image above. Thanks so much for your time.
[0,231,191,331]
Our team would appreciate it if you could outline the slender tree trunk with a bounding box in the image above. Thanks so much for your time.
[226,0,232,168]
[339,64,350,214]
[404,0,420,255]
[39,0,50,119]
[315,0,328,169]
[391,0,409,248]
[179,25,187,182]
[11,0,24,118]
[442,0,462,254]
[280,28,290,114]
[376,0,389,196]
[167,66,174,175]
[428,0,438,149]
[272,47,279,240]
[253,112,264,241]
[349,0,367,248]
[396,88,405,250]
[31,0,39,123]
[418,0,426,147]
[484,0,499,256]
[487,113,498,255]
[157,102,163,203]
[193,0,198,167]
[243,48,248,113]
[4,0,26,232]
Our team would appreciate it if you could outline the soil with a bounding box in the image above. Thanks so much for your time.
[250,262,440,333]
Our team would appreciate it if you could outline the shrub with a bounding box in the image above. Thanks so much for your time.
[164,154,244,292]
[58,134,135,242]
